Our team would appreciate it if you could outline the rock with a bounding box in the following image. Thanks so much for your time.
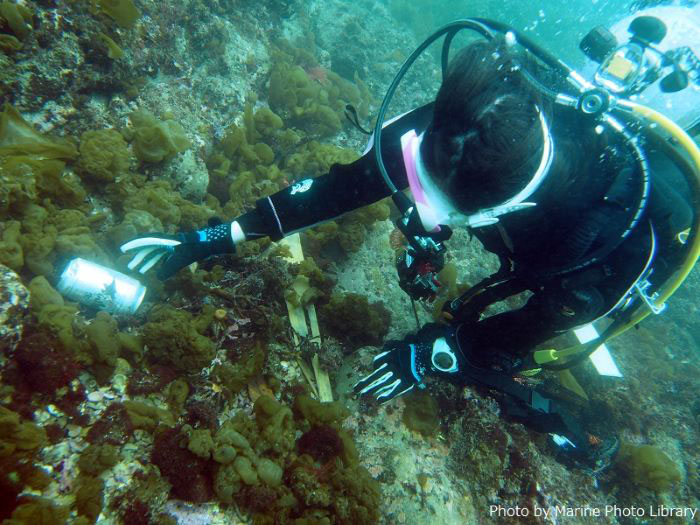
[167,149,209,201]
[0,264,29,353]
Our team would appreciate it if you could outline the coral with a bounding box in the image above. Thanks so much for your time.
[0,407,53,517]
[208,101,289,214]
[107,210,164,248]
[117,331,144,363]
[252,394,295,455]
[615,442,681,492]
[293,394,350,428]
[0,157,86,217]
[256,458,283,487]
[318,293,391,349]
[290,257,335,298]
[402,391,441,436]
[336,202,392,255]
[122,179,214,230]
[301,199,390,257]
[78,129,131,182]
[6,206,106,277]
[336,220,365,253]
[35,303,89,364]
[141,305,216,371]
[0,33,21,53]
[284,141,359,180]
[127,110,190,163]
[142,388,379,522]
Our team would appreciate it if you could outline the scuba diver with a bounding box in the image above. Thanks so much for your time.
[121,12,700,472]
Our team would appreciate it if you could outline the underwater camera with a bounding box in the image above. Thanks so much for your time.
[580,15,700,95]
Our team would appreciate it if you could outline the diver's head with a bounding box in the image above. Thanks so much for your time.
[420,38,553,226]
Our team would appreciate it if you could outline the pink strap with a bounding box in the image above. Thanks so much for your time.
[401,130,440,233]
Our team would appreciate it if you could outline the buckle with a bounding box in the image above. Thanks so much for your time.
[634,275,666,314]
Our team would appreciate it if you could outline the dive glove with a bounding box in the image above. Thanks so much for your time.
[353,324,464,403]
[120,221,237,280]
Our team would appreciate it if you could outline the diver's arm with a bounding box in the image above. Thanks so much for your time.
[233,152,401,242]
[234,103,434,241]
[121,104,433,278]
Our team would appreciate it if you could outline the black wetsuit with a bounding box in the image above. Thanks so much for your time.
[236,105,691,366]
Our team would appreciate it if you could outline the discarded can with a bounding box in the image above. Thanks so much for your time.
[56,258,147,314]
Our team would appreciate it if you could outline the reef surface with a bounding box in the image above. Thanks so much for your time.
[0,0,698,524]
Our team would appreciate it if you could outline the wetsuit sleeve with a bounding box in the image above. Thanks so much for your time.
[235,104,434,241]
[237,155,398,241]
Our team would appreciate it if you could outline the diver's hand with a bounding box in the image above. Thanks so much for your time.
[353,341,424,403]
[354,324,464,403]
[120,222,236,280]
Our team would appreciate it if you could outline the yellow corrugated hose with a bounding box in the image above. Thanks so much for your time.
[533,100,700,367]
[608,99,700,337]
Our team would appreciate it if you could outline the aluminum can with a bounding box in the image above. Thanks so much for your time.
[56,258,146,314]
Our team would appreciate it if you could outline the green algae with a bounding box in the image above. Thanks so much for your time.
[93,0,140,29]
[123,399,175,431]
[127,110,190,164]
[402,391,441,436]
[1,496,69,525]
[267,39,370,138]
[78,128,131,182]
[77,444,120,476]
[616,442,681,493]
[213,340,267,395]
[319,292,391,349]
[0,2,32,41]
[0,104,77,160]
[141,305,217,372]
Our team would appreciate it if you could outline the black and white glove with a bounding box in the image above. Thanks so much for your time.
[353,324,464,403]
[120,221,237,280]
